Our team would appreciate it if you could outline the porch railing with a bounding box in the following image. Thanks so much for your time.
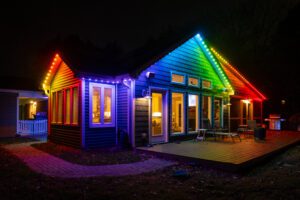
[17,120,47,135]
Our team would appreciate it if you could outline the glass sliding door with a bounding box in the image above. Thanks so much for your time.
[202,95,212,128]
[188,94,199,133]
[171,93,184,134]
[214,98,222,128]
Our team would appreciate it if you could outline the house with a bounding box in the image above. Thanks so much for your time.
[0,78,48,137]
[42,33,266,148]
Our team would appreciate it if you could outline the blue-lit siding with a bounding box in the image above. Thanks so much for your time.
[117,84,129,134]
[134,36,226,145]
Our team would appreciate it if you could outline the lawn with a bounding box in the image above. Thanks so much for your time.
[32,142,149,165]
[0,138,300,199]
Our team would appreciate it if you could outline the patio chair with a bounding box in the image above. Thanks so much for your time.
[238,120,256,134]
[201,119,240,142]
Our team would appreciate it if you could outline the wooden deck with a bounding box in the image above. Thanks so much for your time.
[137,131,300,171]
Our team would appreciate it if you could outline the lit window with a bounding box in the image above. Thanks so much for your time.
[171,73,185,84]
[72,88,78,125]
[65,89,71,124]
[92,87,101,123]
[188,77,199,87]
[171,93,184,134]
[104,88,112,123]
[202,95,212,128]
[51,86,79,125]
[89,83,115,127]
[202,80,212,89]
[51,92,56,123]
[57,91,63,123]
[188,94,199,132]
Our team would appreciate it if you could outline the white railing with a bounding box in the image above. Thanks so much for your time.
[18,120,47,135]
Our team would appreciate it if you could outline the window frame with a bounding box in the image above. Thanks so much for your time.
[187,93,200,134]
[171,91,185,135]
[188,76,200,88]
[202,79,213,89]
[89,82,115,128]
[171,71,186,85]
[50,84,79,126]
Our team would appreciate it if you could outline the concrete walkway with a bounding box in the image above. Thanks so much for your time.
[3,142,175,178]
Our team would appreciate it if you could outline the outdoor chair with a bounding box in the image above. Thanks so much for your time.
[238,120,257,138]
[197,119,241,142]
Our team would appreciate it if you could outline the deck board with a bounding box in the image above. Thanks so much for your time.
[137,131,300,170]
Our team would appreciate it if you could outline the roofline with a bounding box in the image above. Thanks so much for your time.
[210,47,267,100]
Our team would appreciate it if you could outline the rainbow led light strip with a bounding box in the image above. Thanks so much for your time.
[210,47,266,100]
[195,34,234,95]
[42,53,61,96]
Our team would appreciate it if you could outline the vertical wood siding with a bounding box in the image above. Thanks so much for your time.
[84,81,116,149]
[0,92,17,137]
[49,61,82,148]
[117,84,129,134]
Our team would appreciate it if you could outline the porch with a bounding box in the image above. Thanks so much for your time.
[137,130,300,171]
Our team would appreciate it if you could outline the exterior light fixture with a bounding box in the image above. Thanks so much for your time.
[142,89,151,99]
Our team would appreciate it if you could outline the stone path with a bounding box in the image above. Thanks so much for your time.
[3,142,175,178]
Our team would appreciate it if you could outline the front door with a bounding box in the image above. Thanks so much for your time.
[150,91,167,144]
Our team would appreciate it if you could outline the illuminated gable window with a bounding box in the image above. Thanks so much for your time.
[202,80,212,89]
[89,83,115,127]
[171,72,185,84]
[188,77,199,87]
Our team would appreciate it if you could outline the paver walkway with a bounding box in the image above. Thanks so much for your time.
[3,142,175,178]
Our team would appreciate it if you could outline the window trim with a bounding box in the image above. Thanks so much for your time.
[89,82,115,128]
[202,79,213,89]
[50,84,79,126]
[171,71,186,85]
[188,76,200,88]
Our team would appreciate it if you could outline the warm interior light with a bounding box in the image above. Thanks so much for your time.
[152,112,162,117]
[242,99,251,104]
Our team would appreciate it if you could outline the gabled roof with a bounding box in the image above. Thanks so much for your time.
[210,48,266,101]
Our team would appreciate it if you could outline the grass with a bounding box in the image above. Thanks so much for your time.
[31,142,150,165]
[0,138,300,199]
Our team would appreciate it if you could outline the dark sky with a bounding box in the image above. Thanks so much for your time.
[0,0,299,113]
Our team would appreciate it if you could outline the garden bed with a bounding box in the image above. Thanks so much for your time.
[31,142,150,165]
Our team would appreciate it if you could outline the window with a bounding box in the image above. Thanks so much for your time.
[171,92,184,134]
[51,86,79,125]
[214,98,222,128]
[92,87,101,123]
[202,80,212,89]
[171,73,185,84]
[57,91,63,123]
[65,89,71,124]
[51,92,56,123]
[188,94,199,132]
[188,77,199,87]
[202,95,212,128]
[72,88,78,125]
[89,83,115,127]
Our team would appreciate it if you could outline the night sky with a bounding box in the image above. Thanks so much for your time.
[1,0,299,115]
